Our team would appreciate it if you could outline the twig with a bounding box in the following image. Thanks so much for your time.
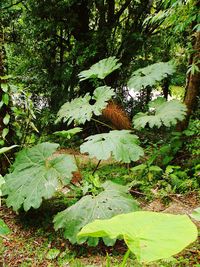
[91,118,114,130]
[0,234,10,241]
[92,160,101,175]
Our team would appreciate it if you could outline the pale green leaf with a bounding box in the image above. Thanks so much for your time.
[80,130,144,163]
[54,181,139,244]
[0,145,18,155]
[92,86,115,116]
[2,128,9,139]
[3,142,77,211]
[134,98,187,129]
[78,211,198,263]
[54,127,82,139]
[57,86,114,125]
[0,175,5,201]
[128,62,175,91]
[190,207,200,221]
[79,57,122,81]
[3,114,10,125]
[0,219,11,236]
[1,83,8,92]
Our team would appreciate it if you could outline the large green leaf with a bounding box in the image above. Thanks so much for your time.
[133,98,187,129]
[78,211,198,263]
[0,219,11,236]
[56,86,114,125]
[128,62,175,91]
[53,181,139,244]
[3,142,77,211]
[78,57,122,81]
[80,130,144,163]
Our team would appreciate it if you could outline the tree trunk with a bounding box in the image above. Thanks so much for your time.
[179,31,200,130]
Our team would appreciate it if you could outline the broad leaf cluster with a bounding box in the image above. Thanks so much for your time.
[57,86,115,125]
[133,97,187,129]
[128,62,175,91]
[80,130,144,163]
[54,181,139,245]
[3,143,77,211]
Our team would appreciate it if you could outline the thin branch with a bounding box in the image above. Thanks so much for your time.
[2,0,24,10]
[114,0,131,23]
[92,160,101,175]
[91,118,114,130]
[0,234,10,241]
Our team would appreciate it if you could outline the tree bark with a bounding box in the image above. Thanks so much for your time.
[179,31,200,130]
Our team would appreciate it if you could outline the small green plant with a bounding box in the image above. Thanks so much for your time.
[131,163,162,182]
[54,181,139,245]
[162,165,198,193]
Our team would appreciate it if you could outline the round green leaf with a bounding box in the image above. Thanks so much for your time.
[80,130,144,163]
[3,142,77,211]
[78,211,198,263]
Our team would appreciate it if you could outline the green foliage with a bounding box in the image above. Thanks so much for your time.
[0,219,11,236]
[78,211,198,264]
[3,142,77,211]
[128,62,175,91]
[46,248,60,260]
[162,165,198,193]
[56,86,114,125]
[78,57,122,81]
[80,130,144,163]
[54,181,139,245]
[184,120,200,156]
[133,97,187,129]
[54,127,82,139]
[131,164,162,181]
